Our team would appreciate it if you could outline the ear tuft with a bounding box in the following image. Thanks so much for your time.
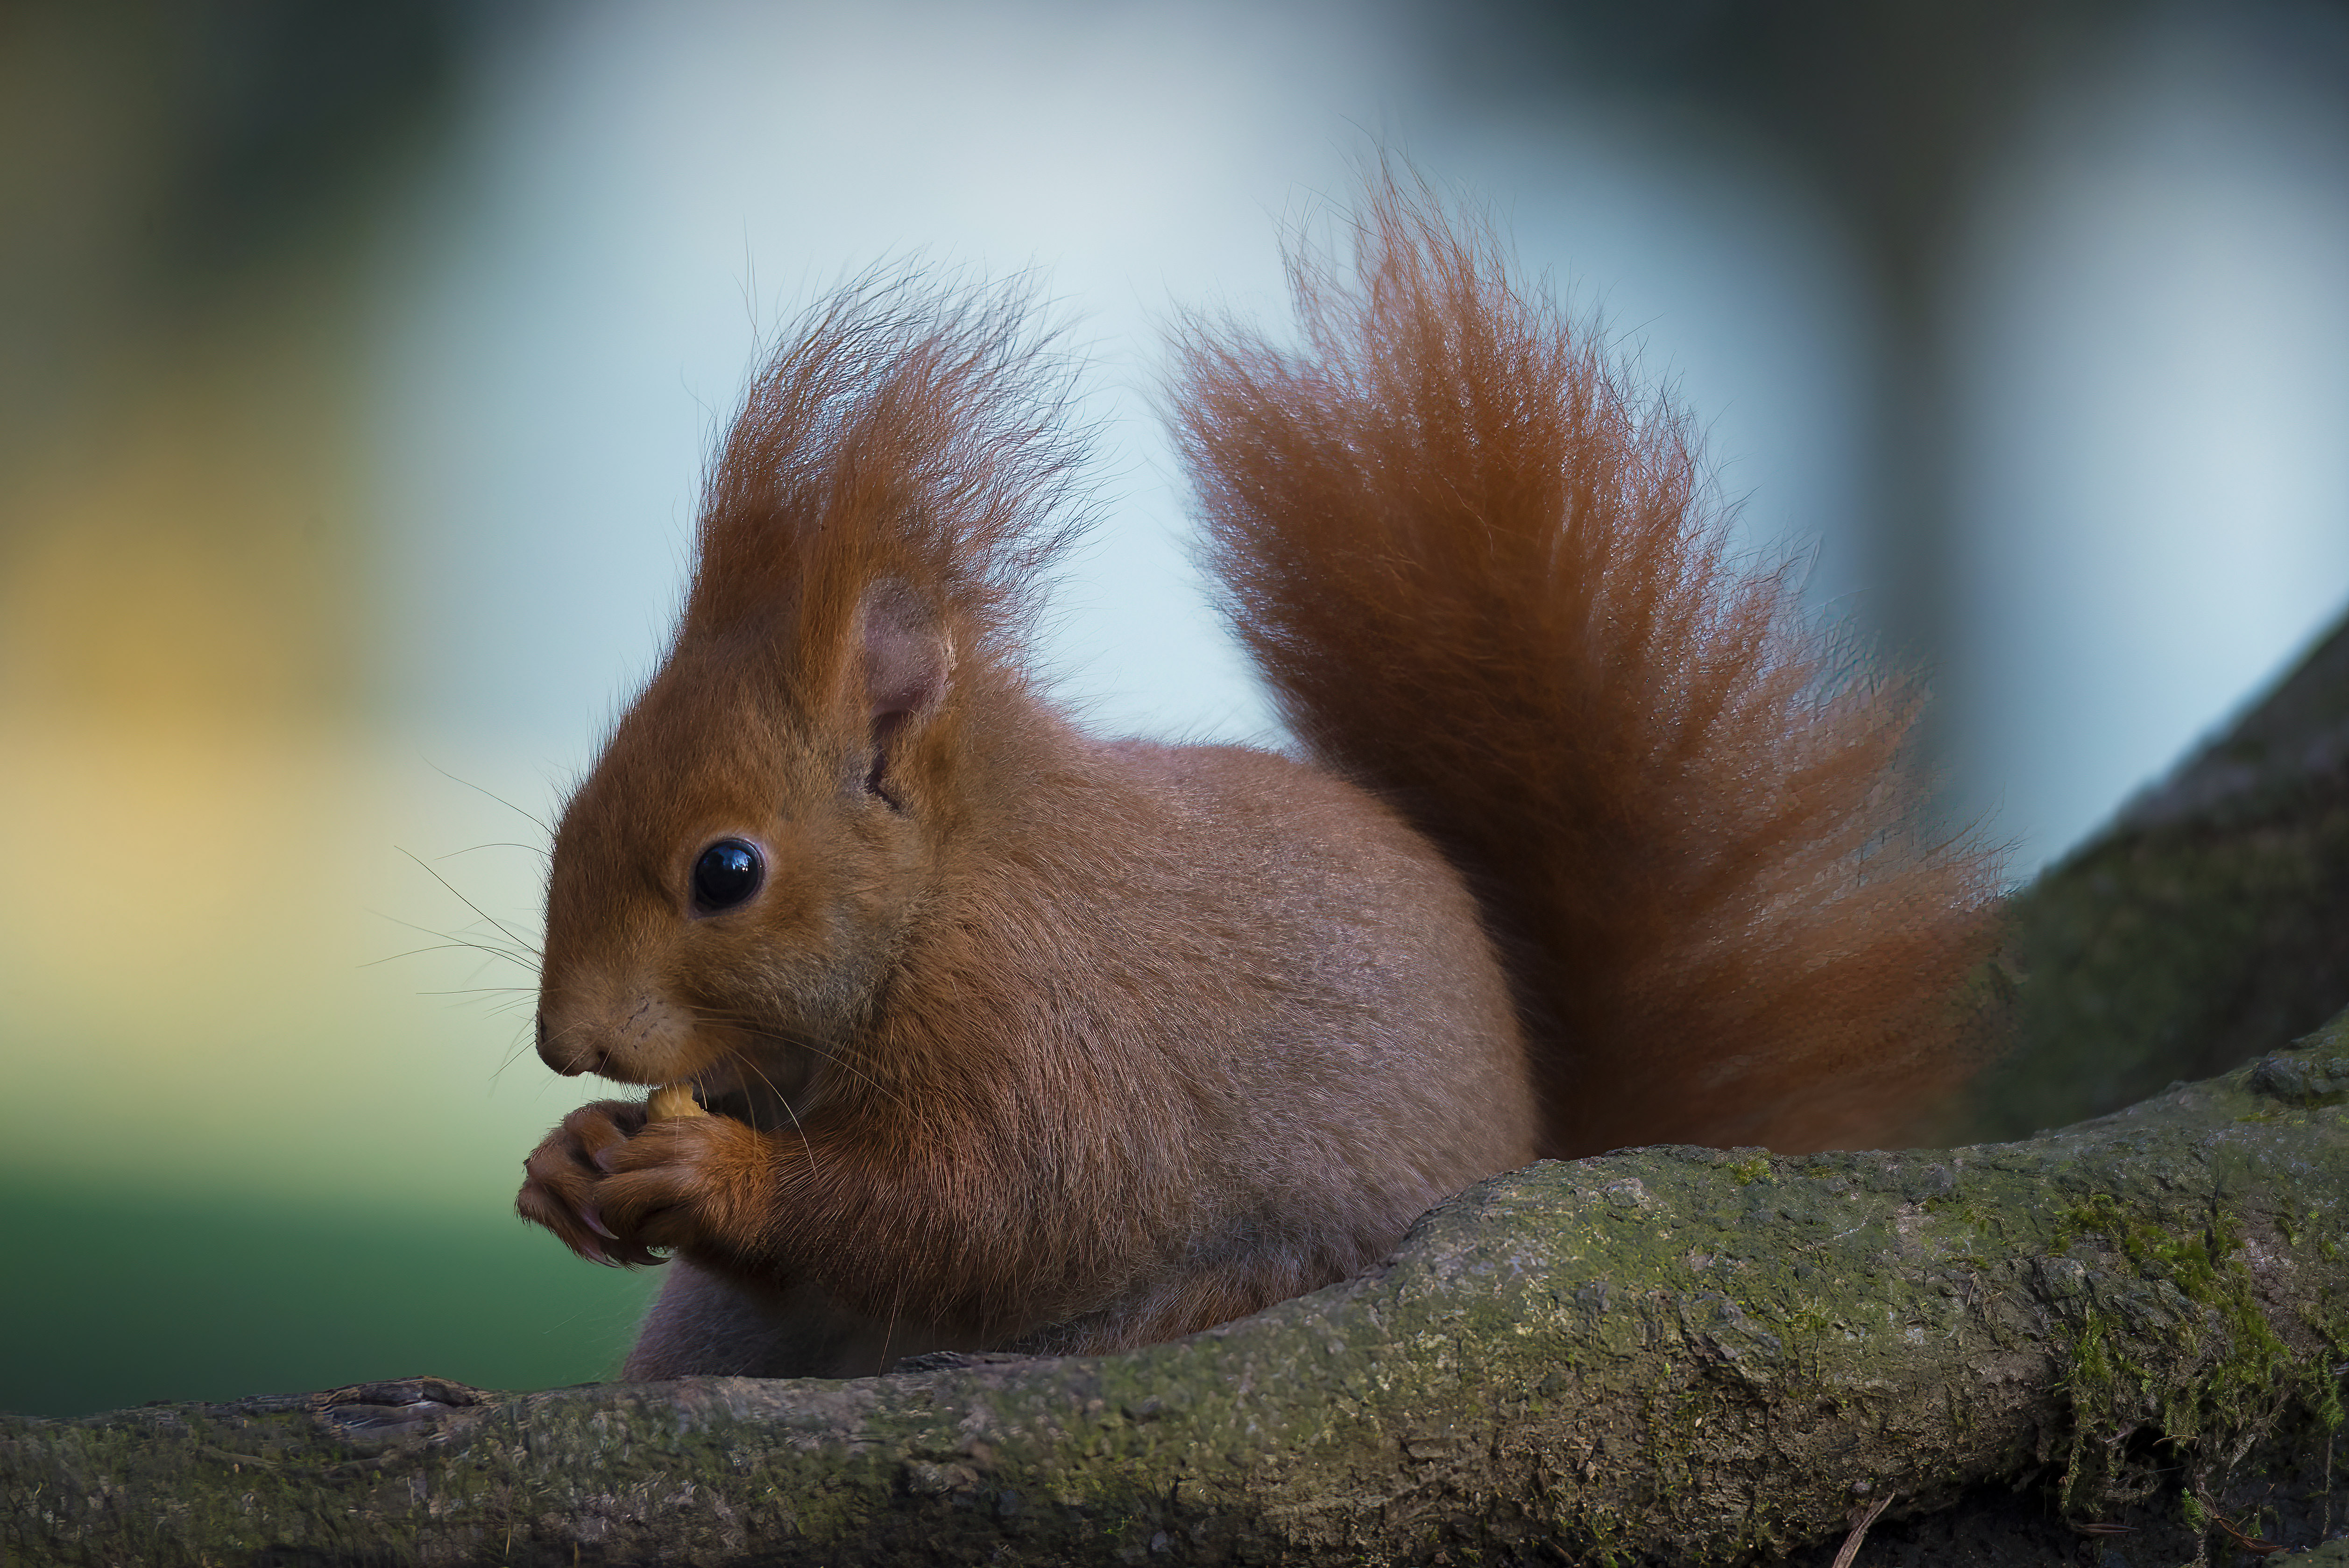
[860,579,955,736]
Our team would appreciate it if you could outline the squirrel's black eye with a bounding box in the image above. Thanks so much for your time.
[691,839,763,912]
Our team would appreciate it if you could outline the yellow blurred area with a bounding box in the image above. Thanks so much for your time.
[0,453,348,726]
[0,295,586,1221]
[0,721,582,1213]
[0,6,672,1416]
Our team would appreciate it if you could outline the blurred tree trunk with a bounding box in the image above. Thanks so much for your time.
[1963,611,2349,1140]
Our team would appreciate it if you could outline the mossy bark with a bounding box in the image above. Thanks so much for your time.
[8,1021,2349,1567]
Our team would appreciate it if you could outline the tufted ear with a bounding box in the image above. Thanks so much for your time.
[858,579,955,742]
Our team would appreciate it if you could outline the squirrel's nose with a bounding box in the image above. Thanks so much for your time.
[535,1010,596,1076]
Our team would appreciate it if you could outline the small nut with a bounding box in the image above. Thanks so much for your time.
[646,1083,706,1122]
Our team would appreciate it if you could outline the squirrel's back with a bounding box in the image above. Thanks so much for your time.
[931,732,1536,1353]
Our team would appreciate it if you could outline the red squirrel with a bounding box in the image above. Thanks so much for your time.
[515,183,2002,1379]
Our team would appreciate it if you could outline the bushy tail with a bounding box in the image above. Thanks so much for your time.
[1170,181,2003,1156]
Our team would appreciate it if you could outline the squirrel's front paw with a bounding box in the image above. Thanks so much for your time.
[516,1101,772,1266]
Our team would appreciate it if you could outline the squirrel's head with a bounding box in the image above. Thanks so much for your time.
[531,274,1075,1103]
[534,579,957,1099]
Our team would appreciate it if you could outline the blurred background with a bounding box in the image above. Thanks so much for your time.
[4,0,2347,1418]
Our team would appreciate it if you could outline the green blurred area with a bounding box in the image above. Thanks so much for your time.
[0,1171,659,1419]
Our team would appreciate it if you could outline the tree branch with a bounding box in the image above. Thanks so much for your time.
[8,1021,2348,1566]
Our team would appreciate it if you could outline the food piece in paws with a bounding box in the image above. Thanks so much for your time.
[645,1082,705,1122]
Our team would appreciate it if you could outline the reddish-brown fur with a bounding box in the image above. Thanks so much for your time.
[1171,184,2004,1158]
[516,188,2002,1379]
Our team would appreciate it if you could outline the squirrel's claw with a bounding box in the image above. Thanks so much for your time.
[585,1113,770,1257]
[517,1098,670,1267]
[516,1098,769,1266]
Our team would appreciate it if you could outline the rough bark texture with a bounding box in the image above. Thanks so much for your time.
[10,610,2349,1568]
[6,1019,2349,1567]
